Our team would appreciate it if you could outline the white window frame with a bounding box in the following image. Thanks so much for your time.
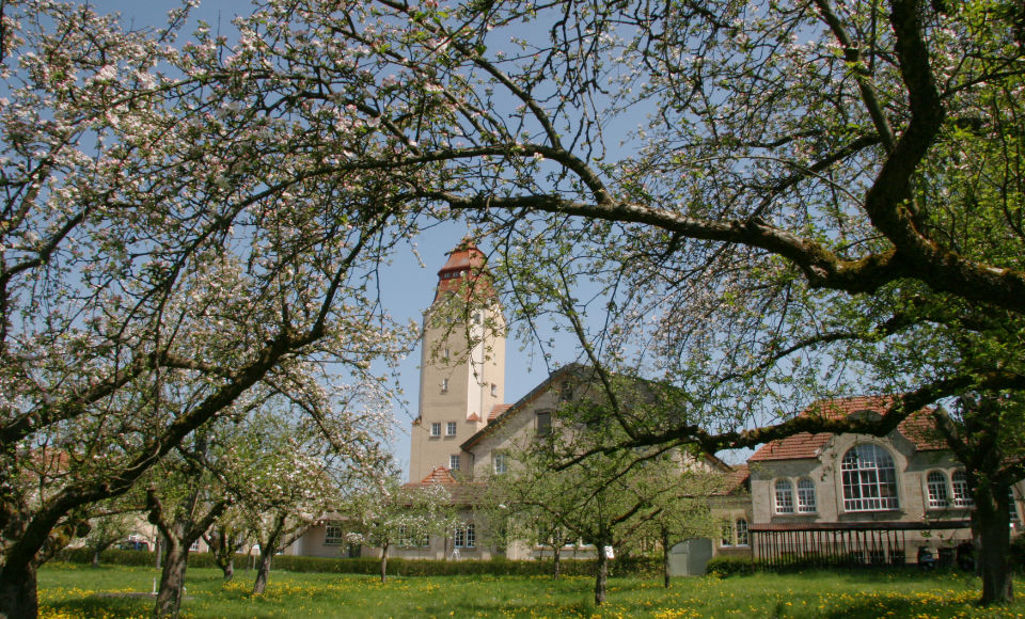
[720,521,734,547]
[446,421,457,437]
[926,471,950,508]
[774,479,794,514]
[454,523,475,548]
[441,378,449,393]
[735,518,749,547]
[952,470,973,507]
[493,453,507,475]
[398,525,428,548]
[430,422,441,438]
[449,454,460,471]
[841,444,899,512]
[325,524,343,545]
[797,478,817,513]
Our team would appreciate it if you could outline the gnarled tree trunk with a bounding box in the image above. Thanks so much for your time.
[0,562,38,619]
[155,534,188,619]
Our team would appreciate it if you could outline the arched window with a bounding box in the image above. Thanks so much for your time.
[952,470,973,507]
[841,444,899,511]
[926,471,949,508]
[797,478,817,513]
[774,479,794,514]
[720,521,734,547]
[735,518,749,546]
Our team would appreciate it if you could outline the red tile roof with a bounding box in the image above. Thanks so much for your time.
[433,238,496,302]
[721,464,751,494]
[411,466,458,486]
[749,396,945,462]
[487,404,512,422]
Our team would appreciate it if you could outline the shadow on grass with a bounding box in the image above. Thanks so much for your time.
[43,595,153,618]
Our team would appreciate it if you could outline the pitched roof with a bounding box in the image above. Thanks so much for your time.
[460,363,589,450]
[409,466,458,486]
[401,466,484,506]
[748,396,945,462]
[721,464,750,494]
[487,404,512,421]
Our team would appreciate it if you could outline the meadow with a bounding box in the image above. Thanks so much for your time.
[38,563,1025,618]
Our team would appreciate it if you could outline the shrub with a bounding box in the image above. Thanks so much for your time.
[705,556,756,578]
[1012,535,1025,573]
[55,549,660,578]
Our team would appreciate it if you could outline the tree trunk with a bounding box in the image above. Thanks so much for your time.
[222,559,235,582]
[155,536,189,619]
[661,527,671,589]
[974,482,1014,605]
[0,561,38,619]
[552,544,562,580]
[252,512,288,595]
[380,542,389,583]
[92,548,101,568]
[252,552,272,595]
[594,546,608,606]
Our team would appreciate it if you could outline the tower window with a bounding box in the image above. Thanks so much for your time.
[446,421,457,436]
[441,378,448,393]
[491,383,497,397]
[430,423,441,438]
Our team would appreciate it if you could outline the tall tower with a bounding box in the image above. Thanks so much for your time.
[408,239,506,482]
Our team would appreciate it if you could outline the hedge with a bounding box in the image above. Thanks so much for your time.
[705,556,757,578]
[57,549,661,578]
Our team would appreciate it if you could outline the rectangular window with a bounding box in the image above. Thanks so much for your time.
[493,453,507,475]
[536,410,552,437]
[720,521,733,547]
[446,421,457,436]
[454,523,475,548]
[398,526,428,547]
[441,378,449,393]
[559,380,573,402]
[430,422,441,438]
[449,454,460,470]
[325,524,343,545]
[491,383,497,397]
[735,519,749,546]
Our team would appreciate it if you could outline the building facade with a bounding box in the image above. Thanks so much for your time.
[289,242,1020,570]
[747,397,1022,567]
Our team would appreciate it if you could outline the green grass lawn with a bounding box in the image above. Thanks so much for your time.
[37,563,1025,618]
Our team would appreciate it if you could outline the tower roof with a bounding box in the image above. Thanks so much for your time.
[433,238,497,302]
